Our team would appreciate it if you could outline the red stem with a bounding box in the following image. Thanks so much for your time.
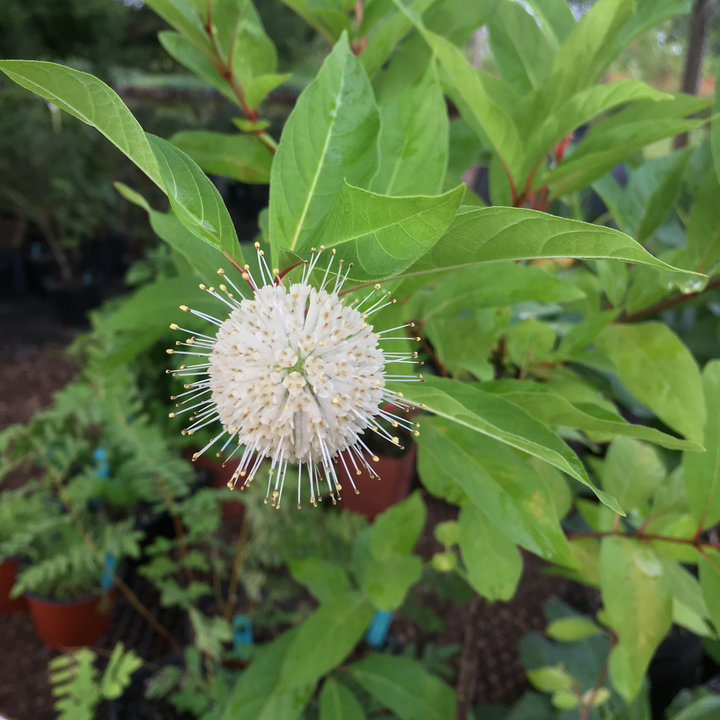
[566,529,720,550]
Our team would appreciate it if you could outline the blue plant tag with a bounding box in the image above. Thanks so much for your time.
[101,550,117,592]
[366,610,394,648]
[93,447,110,479]
[232,614,254,660]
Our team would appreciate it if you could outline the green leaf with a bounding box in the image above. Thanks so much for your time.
[361,0,437,78]
[188,606,233,661]
[714,72,720,185]
[278,591,374,691]
[487,0,554,94]
[526,666,574,692]
[289,558,352,604]
[481,381,700,452]
[245,73,291,109]
[595,323,706,444]
[601,437,666,513]
[671,696,720,720]
[420,263,585,322]
[371,491,426,560]
[143,0,213,55]
[170,131,272,184]
[686,169,720,273]
[158,31,236,104]
[521,0,575,48]
[147,134,242,262]
[546,617,602,642]
[0,61,163,189]
[404,207,693,281]
[684,360,720,529]
[525,80,668,179]
[601,537,672,701]
[540,96,709,196]
[319,678,366,720]
[505,319,556,369]
[594,259,628,307]
[348,653,456,720]
[371,64,448,197]
[458,504,522,602]
[417,418,579,565]
[404,377,621,513]
[268,34,379,260]
[659,556,710,622]
[280,0,353,43]
[221,629,314,720]
[360,553,423,611]
[303,182,463,281]
[557,310,618,357]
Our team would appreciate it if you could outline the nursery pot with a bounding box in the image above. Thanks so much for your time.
[0,558,28,614]
[339,444,416,520]
[26,587,117,649]
[183,447,245,519]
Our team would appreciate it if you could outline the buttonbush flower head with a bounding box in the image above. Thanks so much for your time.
[166,245,423,508]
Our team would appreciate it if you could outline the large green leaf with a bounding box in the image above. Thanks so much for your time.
[595,323,706,444]
[280,0,353,43]
[278,591,374,691]
[686,169,720,273]
[319,678,366,720]
[221,629,313,720]
[600,437,666,513]
[405,376,620,512]
[371,64,448,197]
[480,380,701,452]
[370,491,426,560]
[143,0,214,55]
[601,538,672,701]
[348,654,456,720]
[684,361,720,529]
[417,419,579,565]
[303,182,464,281]
[147,134,242,263]
[289,558,352,604]
[540,96,709,195]
[268,34,379,260]
[458,504,522,602]
[487,0,554,94]
[0,61,163,189]
[170,130,272,183]
[521,0,575,48]
[403,207,688,284]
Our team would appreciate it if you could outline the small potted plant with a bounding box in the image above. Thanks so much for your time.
[11,513,143,648]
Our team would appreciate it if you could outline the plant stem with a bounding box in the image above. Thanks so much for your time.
[566,528,720,550]
[455,594,485,720]
[616,276,720,323]
[578,657,609,720]
[155,474,195,587]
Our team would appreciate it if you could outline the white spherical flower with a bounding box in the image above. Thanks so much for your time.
[167,246,423,508]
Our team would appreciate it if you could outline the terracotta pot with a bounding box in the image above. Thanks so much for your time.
[26,588,116,649]
[0,558,28,614]
[338,444,417,519]
[183,447,245,518]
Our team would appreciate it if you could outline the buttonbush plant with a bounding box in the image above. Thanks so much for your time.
[3,0,720,717]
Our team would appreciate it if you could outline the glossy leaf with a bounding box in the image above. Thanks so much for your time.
[480,379,701,452]
[280,0,353,44]
[601,437,666,512]
[546,617,602,642]
[404,207,692,282]
[0,61,163,189]
[319,678,366,720]
[595,323,706,444]
[420,263,584,322]
[289,558,352,604]
[371,64,448,197]
[278,591,374,691]
[684,361,720,529]
[349,654,456,720]
[170,130,272,183]
[417,418,578,565]
[686,169,720,272]
[405,376,620,512]
[601,538,672,701]
[147,134,242,263]
[487,0,554,94]
[245,73,291,109]
[458,504,522,602]
[268,34,379,260]
[304,182,463,281]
